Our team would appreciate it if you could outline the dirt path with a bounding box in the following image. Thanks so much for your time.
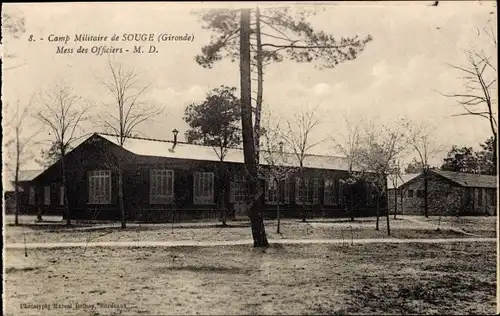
[4,237,496,249]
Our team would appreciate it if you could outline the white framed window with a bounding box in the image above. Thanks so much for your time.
[194,172,214,204]
[324,178,336,205]
[265,177,279,204]
[44,186,50,205]
[281,179,291,204]
[295,177,319,205]
[60,185,65,206]
[265,177,291,205]
[295,178,310,205]
[230,174,247,203]
[88,170,111,204]
[29,186,35,205]
[312,178,319,204]
[150,169,174,204]
[339,180,345,205]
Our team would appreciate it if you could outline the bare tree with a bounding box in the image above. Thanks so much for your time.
[99,59,162,229]
[408,123,445,218]
[357,119,410,236]
[282,104,324,222]
[387,160,403,219]
[331,114,363,221]
[442,25,497,173]
[36,82,90,226]
[4,99,39,225]
[260,111,295,233]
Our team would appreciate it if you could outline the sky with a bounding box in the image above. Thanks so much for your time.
[1,1,497,173]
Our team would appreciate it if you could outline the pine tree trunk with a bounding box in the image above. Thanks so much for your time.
[254,6,263,156]
[240,8,268,248]
[375,194,380,231]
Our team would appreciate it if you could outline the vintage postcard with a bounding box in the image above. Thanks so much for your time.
[2,1,498,315]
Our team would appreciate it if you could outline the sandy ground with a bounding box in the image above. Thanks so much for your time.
[3,216,496,245]
[3,241,496,315]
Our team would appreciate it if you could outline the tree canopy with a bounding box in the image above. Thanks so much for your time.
[183,85,242,161]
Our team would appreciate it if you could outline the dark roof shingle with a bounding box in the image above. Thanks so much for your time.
[431,170,497,188]
[98,133,357,171]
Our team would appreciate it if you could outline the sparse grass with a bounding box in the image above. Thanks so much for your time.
[4,216,495,244]
[3,242,495,315]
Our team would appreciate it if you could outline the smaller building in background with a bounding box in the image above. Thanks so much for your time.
[388,170,497,216]
[3,170,44,215]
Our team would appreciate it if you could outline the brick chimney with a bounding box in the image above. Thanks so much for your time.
[172,129,179,147]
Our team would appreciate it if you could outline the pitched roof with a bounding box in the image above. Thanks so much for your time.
[431,170,497,188]
[3,169,44,191]
[387,173,420,190]
[98,133,355,171]
[14,170,44,182]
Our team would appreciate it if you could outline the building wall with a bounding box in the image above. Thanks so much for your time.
[388,174,497,216]
[24,134,382,222]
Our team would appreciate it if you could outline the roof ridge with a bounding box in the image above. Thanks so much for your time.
[433,169,497,177]
[97,132,348,160]
[98,132,187,145]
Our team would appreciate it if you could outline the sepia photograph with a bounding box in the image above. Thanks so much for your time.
[2,1,498,315]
